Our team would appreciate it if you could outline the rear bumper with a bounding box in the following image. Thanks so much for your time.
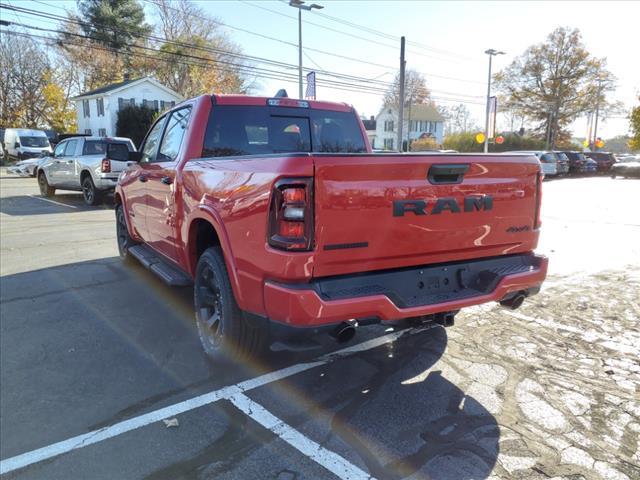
[264,253,548,327]
[95,175,119,190]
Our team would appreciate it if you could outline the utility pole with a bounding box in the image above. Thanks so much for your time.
[397,36,406,152]
[592,78,602,150]
[483,49,505,153]
[544,110,552,150]
[406,98,412,151]
[289,0,324,99]
[297,8,302,99]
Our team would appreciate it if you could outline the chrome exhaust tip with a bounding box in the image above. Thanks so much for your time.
[500,292,526,310]
[330,322,356,343]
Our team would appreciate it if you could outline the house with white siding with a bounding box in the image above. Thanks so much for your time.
[375,104,445,151]
[72,76,182,138]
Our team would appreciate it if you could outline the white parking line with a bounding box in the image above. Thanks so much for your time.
[230,392,374,480]
[0,327,423,475]
[28,195,77,209]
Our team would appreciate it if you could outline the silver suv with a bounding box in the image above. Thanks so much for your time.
[37,136,136,205]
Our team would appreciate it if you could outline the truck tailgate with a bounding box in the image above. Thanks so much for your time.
[313,154,541,277]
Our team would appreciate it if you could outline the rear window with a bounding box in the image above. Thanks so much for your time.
[202,105,366,158]
[83,140,133,156]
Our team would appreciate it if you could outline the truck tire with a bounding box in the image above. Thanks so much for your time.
[194,247,268,361]
[115,204,137,260]
[82,176,102,206]
[38,171,55,197]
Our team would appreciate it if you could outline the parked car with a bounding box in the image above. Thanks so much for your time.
[610,155,640,179]
[552,151,570,175]
[584,151,616,173]
[114,94,547,361]
[504,151,558,177]
[7,153,47,177]
[561,151,593,175]
[37,136,136,205]
[3,128,52,162]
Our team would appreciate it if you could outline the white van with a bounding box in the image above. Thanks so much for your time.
[3,129,52,162]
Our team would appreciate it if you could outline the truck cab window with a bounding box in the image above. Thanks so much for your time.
[53,141,67,157]
[202,106,365,158]
[157,107,192,162]
[140,117,166,163]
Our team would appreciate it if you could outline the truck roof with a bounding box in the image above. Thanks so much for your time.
[7,128,48,136]
[212,94,353,113]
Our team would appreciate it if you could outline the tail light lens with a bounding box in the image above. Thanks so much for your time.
[101,159,111,173]
[534,171,543,229]
[268,178,313,251]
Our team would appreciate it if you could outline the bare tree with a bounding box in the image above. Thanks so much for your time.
[0,33,49,128]
[383,69,431,110]
[149,0,251,97]
[494,27,617,148]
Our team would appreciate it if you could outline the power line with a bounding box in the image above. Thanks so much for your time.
[240,0,472,64]
[305,5,479,61]
[0,4,485,100]
[1,27,485,107]
[26,0,487,86]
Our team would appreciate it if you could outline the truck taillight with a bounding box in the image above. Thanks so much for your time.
[534,171,543,229]
[101,159,111,173]
[268,178,313,251]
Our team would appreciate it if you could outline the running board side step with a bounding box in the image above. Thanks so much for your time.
[128,244,193,286]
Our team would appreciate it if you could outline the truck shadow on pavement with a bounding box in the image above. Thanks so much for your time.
[0,194,114,215]
[1,257,499,479]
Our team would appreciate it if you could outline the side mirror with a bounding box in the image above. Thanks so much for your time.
[14,142,20,149]
[128,151,142,162]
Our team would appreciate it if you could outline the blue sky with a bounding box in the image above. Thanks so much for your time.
[5,0,639,138]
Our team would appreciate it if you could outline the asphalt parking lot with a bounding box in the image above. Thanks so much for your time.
[1,170,639,480]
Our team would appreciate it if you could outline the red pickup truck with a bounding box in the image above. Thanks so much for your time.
[115,94,548,360]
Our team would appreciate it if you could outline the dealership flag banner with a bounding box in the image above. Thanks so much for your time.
[488,96,497,138]
[305,72,316,100]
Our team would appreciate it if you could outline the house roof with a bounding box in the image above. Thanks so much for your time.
[403,104,445,122]
[362,118,376,131]
[377,103,445,122]
[72,76,182,101]
[73,79,137,99]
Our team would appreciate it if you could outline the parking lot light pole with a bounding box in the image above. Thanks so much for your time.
[289,0,324,99]
[483,49,505,153]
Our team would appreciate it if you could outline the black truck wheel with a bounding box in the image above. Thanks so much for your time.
[38,171,55,197]
[115,204,137,260]
[194,247,268,361]
[82,176,101,206]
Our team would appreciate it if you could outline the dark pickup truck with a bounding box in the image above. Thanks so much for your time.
[115,94,548,361]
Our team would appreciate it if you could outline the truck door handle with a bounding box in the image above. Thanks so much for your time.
[54,160,61,164]
[139,175,148,183]
[161,176,172,185]
[66,160,73,164]
[428,164,469,185]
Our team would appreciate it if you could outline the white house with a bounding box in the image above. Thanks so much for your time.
[375,104,445,151]
[72,76,182,138]
[360,115,377,148]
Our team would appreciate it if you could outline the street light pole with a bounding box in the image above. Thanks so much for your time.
[483,49,504,153]
[592,78,603,150]
[289,0,324,99]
